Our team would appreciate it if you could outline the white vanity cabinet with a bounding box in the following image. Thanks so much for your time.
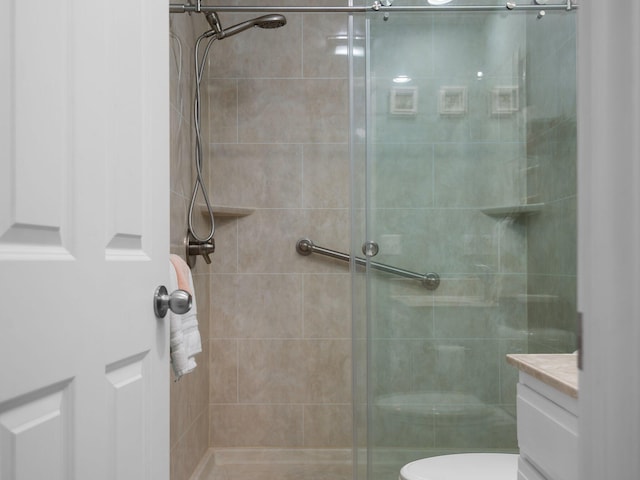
[506,354,579,480]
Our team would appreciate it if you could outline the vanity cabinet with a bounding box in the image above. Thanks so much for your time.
[506,354,579,480]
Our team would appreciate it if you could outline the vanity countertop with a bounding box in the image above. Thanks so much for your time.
[506,353,578,398]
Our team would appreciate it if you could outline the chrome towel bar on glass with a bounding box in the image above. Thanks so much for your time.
[296,238,440,291]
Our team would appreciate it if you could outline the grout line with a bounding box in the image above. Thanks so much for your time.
[301,403,305,446]
[186,448,214,480]
[300,13,305,79]
[172,409,208,454]
[235,338,240,403]
[301,144,305,209]
[301,273,306,338]
[235,218,239,272]
[235,78,239,144]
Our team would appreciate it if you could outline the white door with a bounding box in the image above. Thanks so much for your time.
[0,1,169,480]
[578,2,640,479]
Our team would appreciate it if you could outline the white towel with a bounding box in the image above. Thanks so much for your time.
[169,254,202,380]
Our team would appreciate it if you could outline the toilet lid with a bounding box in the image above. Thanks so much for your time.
[399,453,518,480]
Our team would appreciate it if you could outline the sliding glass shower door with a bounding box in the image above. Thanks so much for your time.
[352,7,577,480]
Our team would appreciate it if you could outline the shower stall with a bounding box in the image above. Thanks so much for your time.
[168,2,576,479]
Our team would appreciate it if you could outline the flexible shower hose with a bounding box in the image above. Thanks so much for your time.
[187,31,217,243]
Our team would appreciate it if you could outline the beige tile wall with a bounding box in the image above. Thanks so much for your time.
[202,5,353,449]
[170,13,212,480]
[168,2,575,472]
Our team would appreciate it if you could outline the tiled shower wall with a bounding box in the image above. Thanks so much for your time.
[202,2,354,449]
[365,11,528,455]
[525,13,577,353]
[167,4,576,477]
[169,13,212,480]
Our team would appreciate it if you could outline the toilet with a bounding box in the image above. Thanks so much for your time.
[399,453,518,480]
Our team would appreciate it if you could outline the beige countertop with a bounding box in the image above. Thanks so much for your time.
[506,353,579,398]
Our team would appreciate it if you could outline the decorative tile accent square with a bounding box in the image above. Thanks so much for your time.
[438,86,467,115]
[390,86,418,115]
[491,86,519,115]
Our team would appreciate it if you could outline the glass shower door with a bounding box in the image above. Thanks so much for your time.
[354,7,577,480]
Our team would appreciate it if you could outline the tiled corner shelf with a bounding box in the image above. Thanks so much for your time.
[199,204,255,217]
[511,293,559,303]
[392,295,494,308]
[480,203,544,218]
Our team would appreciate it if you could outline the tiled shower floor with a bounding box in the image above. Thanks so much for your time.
[191,448,353,480]
[191,447,519,480]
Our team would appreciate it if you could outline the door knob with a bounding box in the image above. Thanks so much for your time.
[153,286,192,318]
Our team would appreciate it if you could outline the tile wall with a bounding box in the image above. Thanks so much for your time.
[170,13,212,480]
[201,1,354,450]
[365,11,527,458]
[167,3,576,477]
[525,13,577,353]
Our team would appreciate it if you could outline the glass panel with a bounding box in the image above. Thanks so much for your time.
[350,11,369,480]
[359,8,577,479]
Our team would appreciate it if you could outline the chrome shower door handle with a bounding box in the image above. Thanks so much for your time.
[362,241,379,257]
[153,286,192,318]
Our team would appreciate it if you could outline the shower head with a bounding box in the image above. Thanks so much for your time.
[251,14,288,29]
[204,13,287,40]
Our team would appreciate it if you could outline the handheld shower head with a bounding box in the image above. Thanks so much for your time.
[251,14,287,29]
[204,13,287,40]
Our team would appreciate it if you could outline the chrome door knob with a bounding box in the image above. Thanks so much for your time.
[153,286,192,318]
